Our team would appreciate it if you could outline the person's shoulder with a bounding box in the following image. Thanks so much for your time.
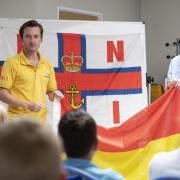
[163,148,180,161]
[171,55,180,63]
[149,152,169,179]
[150,152,165,165]
[150,150,180,171]
[3,54,20,65]
[64,159,124,180]
[100,168,124,180]
[151,149,180,165]
[40,54,54,68]
[88,166,124,180]
[150,149,180,179]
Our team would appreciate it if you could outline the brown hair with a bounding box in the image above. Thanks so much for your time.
[19,20,43,39]
[58,110,97,158]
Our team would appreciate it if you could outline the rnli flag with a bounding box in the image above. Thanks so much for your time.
[55,32,147,128]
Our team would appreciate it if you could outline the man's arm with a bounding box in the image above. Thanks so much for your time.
[46,64,64,102]
[0,88,42,112]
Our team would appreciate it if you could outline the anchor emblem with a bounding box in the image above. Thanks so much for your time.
[66,83,84,109]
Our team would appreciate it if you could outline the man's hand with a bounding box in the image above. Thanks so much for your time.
[167,80,176,89]
[0,88,43,112]
[26,102,43,112]
[175,81,180,90]
[48,90,64,101]
[53,90,64,99]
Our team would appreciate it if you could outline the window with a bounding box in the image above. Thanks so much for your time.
[57,7,102,21]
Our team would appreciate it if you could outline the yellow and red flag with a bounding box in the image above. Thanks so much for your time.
[94,87,180,179]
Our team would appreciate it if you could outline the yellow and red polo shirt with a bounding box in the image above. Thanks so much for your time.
[0,50,57,121]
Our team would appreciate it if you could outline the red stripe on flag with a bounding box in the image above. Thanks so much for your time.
[17,34,23,53]
[56,71,142,90]
[113,101,120,124]
[61,33,82,104]
[63,33,81,55]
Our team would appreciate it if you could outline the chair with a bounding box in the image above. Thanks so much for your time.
[64,164,97,180]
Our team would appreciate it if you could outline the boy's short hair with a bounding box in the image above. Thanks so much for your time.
[58,110,97,158]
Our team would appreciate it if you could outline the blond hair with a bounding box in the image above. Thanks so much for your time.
[0,117,63,180]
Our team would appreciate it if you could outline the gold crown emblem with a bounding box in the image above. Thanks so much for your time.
[61,52,83,72]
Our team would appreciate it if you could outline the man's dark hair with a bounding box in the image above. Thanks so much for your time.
[58,110,97,158]
[19,20,43,39]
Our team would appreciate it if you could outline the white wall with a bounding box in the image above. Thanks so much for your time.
[140,0,180,84]
[35,0,140,21]
[0,0,140,21]
[0,0,37,19]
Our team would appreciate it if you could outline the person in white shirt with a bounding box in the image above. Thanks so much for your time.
[149,148,180,180]
[167,55,180,90]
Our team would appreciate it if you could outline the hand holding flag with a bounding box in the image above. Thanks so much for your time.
[54,90,64,99]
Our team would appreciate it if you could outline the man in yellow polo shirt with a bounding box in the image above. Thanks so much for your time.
[0,20,63,121]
